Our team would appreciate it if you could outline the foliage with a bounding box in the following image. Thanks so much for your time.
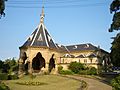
[8,75,18,80]
[0,60,3,69]
[0,73,8,80]
[88,67,97,75]
[111,75,120,90]
[110,33,120,67]
[79,70,89,75]
[59,70,74,75]
[1,58,18,74]
[68,62,85,74]
[109,0,120,32]
[109,0,120,67]
[58,65,63,73]
[0,0,7,18]
[9,64,18,74]
[2,63,10,73]
[0,83,10,90]
[79,67,97,75]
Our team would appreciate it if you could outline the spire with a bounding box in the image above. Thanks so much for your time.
[40,6,45,23]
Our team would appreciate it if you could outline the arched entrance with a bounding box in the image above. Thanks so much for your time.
[49,54,55,73]
[32,52,45,73]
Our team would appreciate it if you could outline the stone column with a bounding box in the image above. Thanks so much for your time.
[45,63,49,73]
[28,61,32,74]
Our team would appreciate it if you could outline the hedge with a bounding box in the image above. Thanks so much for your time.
[0,73,8,80]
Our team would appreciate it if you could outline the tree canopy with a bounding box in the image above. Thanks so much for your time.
[109,0,120,67]
[110,33,120,67]
[109,0,120,32]
[0,0,7,18]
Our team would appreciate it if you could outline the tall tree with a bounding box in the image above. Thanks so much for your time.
[109,0,120,67]
[110,33,120,67]
[109,0,120,32]
[0,0,7,18]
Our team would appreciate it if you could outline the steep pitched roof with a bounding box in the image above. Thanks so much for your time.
[66,43,98,52]
[55,44,69,52]
[21,7,58,49]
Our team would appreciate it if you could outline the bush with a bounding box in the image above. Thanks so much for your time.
[8,75,18,80]
[79,70,89,75]
[0,73,8,80]
[59,70,74,75]
[58,66,63,73]
[111,75,120,90]
[68,62,85,74]
[79,67,97,75]
[88,67,97,75]
[0,83,10,90]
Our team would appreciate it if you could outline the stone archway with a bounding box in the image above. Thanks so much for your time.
[32,52,45,73]
[49,54,55,73]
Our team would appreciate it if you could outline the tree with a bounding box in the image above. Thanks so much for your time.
[109,0,120,32]
[0,0,7,18]
[2,63,10,73]
[110,33,120,67]
[0,60,3,69]
[109,0,120,67]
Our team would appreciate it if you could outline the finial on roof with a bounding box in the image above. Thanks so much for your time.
[40,6,45,23]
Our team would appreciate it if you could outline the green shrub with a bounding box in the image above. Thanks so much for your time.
[79,67,97,75]
[88,67,97,75]
[0,83,10,90]
[68,62,85,74]
[58,66,63,73]
[59,70,74,75]
[0,73,8,80]
[8,75,18,80]
[111,75,120,90]
[79,70,89,75]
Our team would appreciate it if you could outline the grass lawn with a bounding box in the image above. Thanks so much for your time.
[4,75,81,90]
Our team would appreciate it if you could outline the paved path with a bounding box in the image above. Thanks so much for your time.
[66,75,112,90]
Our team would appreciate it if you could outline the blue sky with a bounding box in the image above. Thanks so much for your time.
[0,0,118,60]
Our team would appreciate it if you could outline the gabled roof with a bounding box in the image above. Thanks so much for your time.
[21,7,58,49]
[76,54,85,58]
[66,43,98,52]
[55,44,69,52]
[88,54,97,58]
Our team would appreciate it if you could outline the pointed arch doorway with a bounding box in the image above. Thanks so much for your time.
[32,52,45,73]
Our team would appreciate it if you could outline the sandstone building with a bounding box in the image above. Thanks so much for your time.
[18,7,110,75]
